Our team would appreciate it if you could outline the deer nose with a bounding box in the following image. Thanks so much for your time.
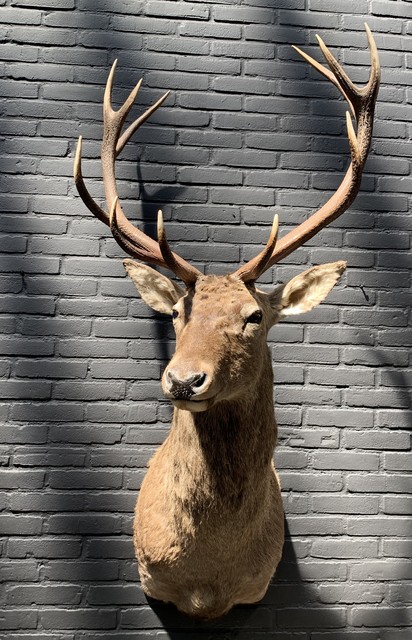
[165,370,208,400]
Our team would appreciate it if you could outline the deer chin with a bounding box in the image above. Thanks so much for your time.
[171,397,214,413]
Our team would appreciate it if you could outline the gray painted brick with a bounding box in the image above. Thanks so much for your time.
[180,20,241,39]
[0,256,60,274]
[0,560,39,582]
[13,447,86,468]
[0,380,51,399]
[53,381,126,401]
[57,339,128,358]
[376,410,412,430]
[31,237,99,256]
[85,402,157,424]
[49,470,122,490]
[11,402,84,422]
[308,367,375,387]
[40,608,117,630]
[90,359,158,379]
[277,606,346,629]
[0,424,47,444]
[312,495,379,515]
[43,561,118,582]
[348,519,412,537]
[86,537,134,559]
[351,561,412,581]
[1,7,42,24]
[15,359,88,379]
[348,473,412,494]
[1,3,411,637]
[45,10,108,28]
[21,317,91,337]
[310,633,385,640]
[213,6,275,24]
[384,453,412,472]
[47,514,122,535]
[49,424,121,445]
[390,584,412,602]
[343,347,408,367]
[286,519,345,536]
[345,388,410,409]
[307,327,374,346]
[344,430,410,451]
[282,427,335,450]
[319,582,384,604]
[87,491,135,513]
[383,539,412,559]
[91,447,155,468]
[0,610,38,630]
[383,496,412,515]
[313,452,379,471]
[146,1,208,19]
[177,54,241,75]
[1,515,43,535]
[312,539,379,560]
[77,0,143,12]
[7,585,82,605]
[0,471,45,489]
[372,1,412,19]
[8,537,81,559]
[350,606,412,627]
[10,491,86,511]
[17,0,74,6]
[0,295,55,315]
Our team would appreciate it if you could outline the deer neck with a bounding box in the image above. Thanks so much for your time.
[166,349,276,508]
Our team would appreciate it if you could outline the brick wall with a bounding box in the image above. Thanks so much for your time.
[1,0,411,638]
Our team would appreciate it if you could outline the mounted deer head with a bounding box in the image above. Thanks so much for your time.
[73,27,380,619]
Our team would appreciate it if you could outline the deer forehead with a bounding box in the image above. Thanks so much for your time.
[183,275,261,319]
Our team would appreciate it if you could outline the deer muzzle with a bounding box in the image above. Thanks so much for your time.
[162,366,214,412]
[165,369,208,398]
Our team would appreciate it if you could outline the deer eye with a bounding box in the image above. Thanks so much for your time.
[245,310,263,325]
[172,309,179,320]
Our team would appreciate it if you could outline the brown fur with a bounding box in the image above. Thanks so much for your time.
[127,265,345,618]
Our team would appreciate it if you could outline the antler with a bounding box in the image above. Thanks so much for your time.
[73,60,201,286]
[235,24,380,283]
[75,29,379,288]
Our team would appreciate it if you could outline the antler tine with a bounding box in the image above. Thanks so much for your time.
[235,214,279,283]
[74,136,109,225]
[315,35,361,116]
[74,61,201,285]
[157,210,199,286]
[364,23,380,96]
[101,60,143,227]
[291,43,357,118]
[116,90,171,157]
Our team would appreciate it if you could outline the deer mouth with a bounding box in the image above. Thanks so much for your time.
[171,396,215,413]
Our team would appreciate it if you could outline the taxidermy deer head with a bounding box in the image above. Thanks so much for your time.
[73,26,379,619]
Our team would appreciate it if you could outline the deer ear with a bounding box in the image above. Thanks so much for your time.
[123,259,185,315]
[269,261,346,317]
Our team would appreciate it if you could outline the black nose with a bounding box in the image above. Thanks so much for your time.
[166,371,207,400]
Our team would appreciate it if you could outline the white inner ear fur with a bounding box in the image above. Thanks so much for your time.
[123,259,185,315]
[269,260,346,317]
